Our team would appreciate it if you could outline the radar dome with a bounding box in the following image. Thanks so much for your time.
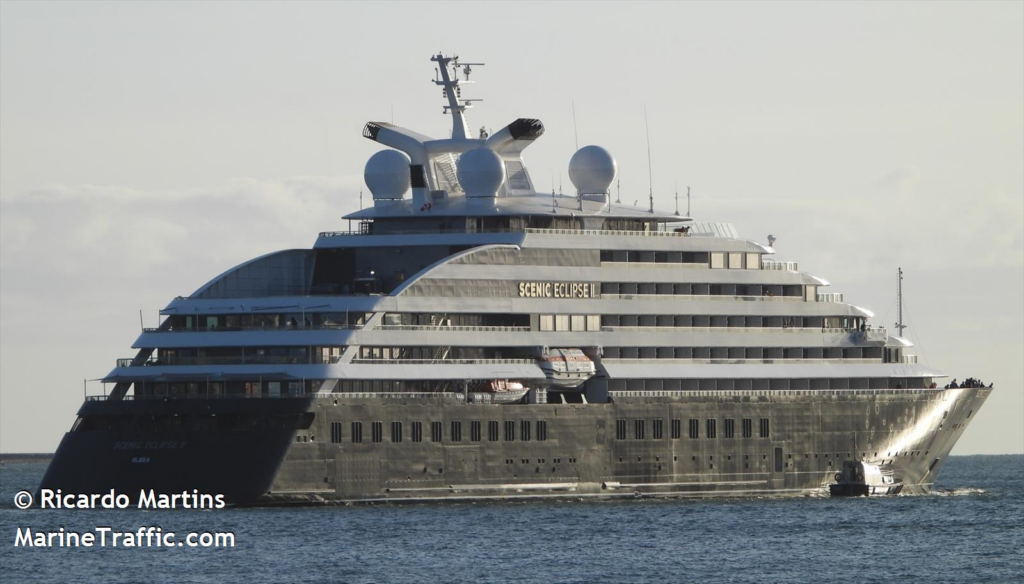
[364,149,411,201]
[457,148,506,198]
[568,145,617,195]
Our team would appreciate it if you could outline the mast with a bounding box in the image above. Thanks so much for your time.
[895,267,908,337]
[431,54,483,141]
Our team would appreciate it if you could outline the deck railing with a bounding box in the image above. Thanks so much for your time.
[142,324,363,333]
[374,324,531,332]
[317,227,692,238]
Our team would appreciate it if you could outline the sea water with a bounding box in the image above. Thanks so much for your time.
[1,455,1021,583]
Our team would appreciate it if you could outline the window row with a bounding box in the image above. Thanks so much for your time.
[599,250,762,270]
[615,417,770,440]
[607,377,932,391]
[600,282,802,298]
[154,346,344,366]
[334,419,549,444]
[164,312,373,332]
[601,314,862,329]
[604,346,883,360]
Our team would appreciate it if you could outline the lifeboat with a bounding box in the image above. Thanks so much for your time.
[467,379,530,404]
[538,349,596,389]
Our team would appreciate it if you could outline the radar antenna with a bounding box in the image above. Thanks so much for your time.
[431,54,484,140]
[674,181,679,216]
[895,267,908,337]
[644,105,654,213]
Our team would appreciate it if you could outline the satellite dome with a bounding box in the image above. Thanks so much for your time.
[364,149,410,201]
[568,145,617,195]
[457,148,506,198]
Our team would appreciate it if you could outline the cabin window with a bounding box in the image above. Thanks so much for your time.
[688,418,699,439]
[537,421,548,441]
[540,315,555,331]
[728,252,743,269]
[671,419,681,439]
[371,421,383,443]
[634,419,645,440]
[504,420,515,441]
[470,420,481,442]
[616,419,627,440]
[411,421,423,442]
[724,418,735,439]
[706,419,717,439]
[431,421,442,443]
[759,418,771,438]
[351,421,363,443]
[488,420,499,441]
[746,253,760,269]
[521,420,531,441]
[450,421,462,442]
[711,252,725,269]
[391,421,403,443]
[330,421,343,444]
[652,419,664,440]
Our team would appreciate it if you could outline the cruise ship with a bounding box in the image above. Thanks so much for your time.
[39,54,991,504]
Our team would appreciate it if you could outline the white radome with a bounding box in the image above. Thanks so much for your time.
[569,145,617,195]
[365,149,411,200]
[457,148,506,198]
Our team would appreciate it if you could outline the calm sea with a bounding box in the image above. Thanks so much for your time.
[1,455,1021,583]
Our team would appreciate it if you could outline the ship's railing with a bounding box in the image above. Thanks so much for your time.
[141,324,363,333]
[600,293,805,302]
[317,227,692,238]
[602,357,883,364]
[524,228,689,238]
[601,326,886,338]
[609,388,948,399]
[117,355,343,367]
[374,324,531,332]
[350,358,534,365]
[84,391,467,402]
[817,293,845,303]
[761,259,799,271]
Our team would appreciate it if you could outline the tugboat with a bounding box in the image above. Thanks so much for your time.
[830,460,904,496]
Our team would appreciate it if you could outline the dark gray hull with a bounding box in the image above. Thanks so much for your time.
[38,386,989,505]
[266,385,991,503]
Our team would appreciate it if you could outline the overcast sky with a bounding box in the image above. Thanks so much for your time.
[1,1,1021,454]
